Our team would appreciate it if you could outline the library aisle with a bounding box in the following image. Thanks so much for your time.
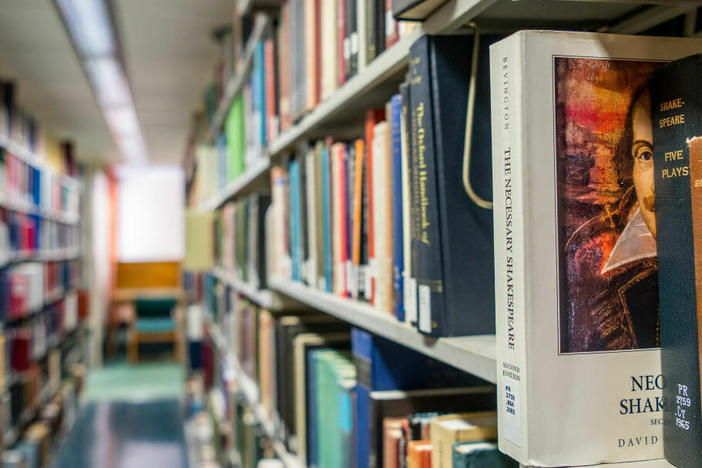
[1,1,701,468]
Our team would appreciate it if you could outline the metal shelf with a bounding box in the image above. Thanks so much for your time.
[211,266,279,310]
[196,156,270,212]
[268,277,497,384]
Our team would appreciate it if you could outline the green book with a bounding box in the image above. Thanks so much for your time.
[226,95,246,181]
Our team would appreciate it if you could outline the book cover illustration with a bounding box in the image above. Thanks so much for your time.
[555,57,660,353]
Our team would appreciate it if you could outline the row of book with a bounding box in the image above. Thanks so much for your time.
[264,33,494,337]
[0,147,80,219]
[0,211,80,262]
[196,277,517,468]
[213,194,270,290]
[1,359,86,466]
[0,260,81,322]
[3,291,80,375]
[0,82,79,177]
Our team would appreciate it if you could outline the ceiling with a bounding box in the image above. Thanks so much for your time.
[0,0,232,166]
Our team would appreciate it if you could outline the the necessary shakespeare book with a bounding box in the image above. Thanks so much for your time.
[490,31,702,466]
[650,54,702,468]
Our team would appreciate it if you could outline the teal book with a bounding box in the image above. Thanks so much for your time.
[452,442,517,468]
[651,54,702,468]
[290,160,302,282]
[322,144,333,292]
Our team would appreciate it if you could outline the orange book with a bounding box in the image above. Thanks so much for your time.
[304,0,321,110]
[384,417,406,468]
[408,440,432,468]
[364,109,385,304]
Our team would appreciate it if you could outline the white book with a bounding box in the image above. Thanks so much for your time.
[373,121,391,314]
[320,0,338,100]
[490,31,702,467]
[305,148,318,287]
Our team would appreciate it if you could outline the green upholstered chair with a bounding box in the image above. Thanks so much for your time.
[128,296,183,363]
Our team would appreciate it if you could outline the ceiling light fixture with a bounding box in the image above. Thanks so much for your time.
[54,0,147,164]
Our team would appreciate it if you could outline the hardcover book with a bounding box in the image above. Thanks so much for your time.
[490,31,702,466]
[408,34,497,337]
[650,54,702,468]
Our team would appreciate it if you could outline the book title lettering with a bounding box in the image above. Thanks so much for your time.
[415,101,430,245]
[504,146,515,350]
[658,97,689,179]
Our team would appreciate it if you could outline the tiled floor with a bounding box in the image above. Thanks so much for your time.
[52,362,188,468]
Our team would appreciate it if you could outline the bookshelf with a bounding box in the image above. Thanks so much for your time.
[185,2,702,467]
[208,15,270,141]
[268,277,497,384]
[205,311,304,468]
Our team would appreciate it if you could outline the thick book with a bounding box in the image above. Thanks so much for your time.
[430,412,497,468]
[490,31,702,466]
[321,0,338,100]
[650,54,702,468]
[304,0,321,112]
[408,34,497,337]
[400,78,416,325]
[372,120,392,313]
[391,0,447,20]
[365,109,386,303]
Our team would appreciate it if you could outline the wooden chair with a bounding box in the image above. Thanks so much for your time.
[127,296,184,364]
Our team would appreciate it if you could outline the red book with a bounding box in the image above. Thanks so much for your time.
[263,38,278,143]
[364,109,385,305]
[10,329,31,372]
[337,0,346,87]
[385,0,399,49]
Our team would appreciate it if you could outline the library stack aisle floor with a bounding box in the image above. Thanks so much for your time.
[52,362,188,468]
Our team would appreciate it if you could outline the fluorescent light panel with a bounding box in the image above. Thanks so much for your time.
[55,0,147,164]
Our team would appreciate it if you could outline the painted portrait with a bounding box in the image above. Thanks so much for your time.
[555,57,661,353]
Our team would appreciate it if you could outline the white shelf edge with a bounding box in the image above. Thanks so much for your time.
[0,194,79,225]
[268,277,497,384]
[196,155,270,212]
[211,266,276,309]
[0,248,80,268]
[208,15,269,139]
[267,0,499,158]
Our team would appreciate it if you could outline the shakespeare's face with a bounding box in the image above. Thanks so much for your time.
[631,90,656,239]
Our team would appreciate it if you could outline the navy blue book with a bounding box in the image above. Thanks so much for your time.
[351,328,490,468]
[307,349,320,468]
[408,34,499,337]
[390,94,404,321]
[651,54,702,468]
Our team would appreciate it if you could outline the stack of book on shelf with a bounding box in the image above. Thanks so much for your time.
[195,273,515,467]
[267,31,497,338]
[1,361,86,465]
[214,193,270,290]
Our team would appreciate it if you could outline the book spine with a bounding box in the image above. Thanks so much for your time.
[366,0,377,63]
[352,328,372,468]
[652,56,702,466]
[390,94,404,321]
[339,144,349,297]
[322,143,333,292]
[338,0,347,88]
[278,3,291,131]
[290,160,302,282]
[314,144,326,289]
[365,112,377,303]
[408,37,444,336]
[357,0,367,70]
[348,0,358,78]
[353,139,365,300]
[306,149,318,287]
[264,39,277,144]
[490,35,528,461]
[347,143,356,297]
[305,0,319,111]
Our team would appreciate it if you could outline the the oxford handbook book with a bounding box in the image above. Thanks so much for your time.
[490,30,702,466]
[650,54,702,468]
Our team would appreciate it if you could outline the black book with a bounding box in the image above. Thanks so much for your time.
[651,54,702,468]
[250,193,271,289]
[366,0,377,63]
[345,0,358,80]
[375,0,385,56]
[408,34,499,337]
[391,0,447,20]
